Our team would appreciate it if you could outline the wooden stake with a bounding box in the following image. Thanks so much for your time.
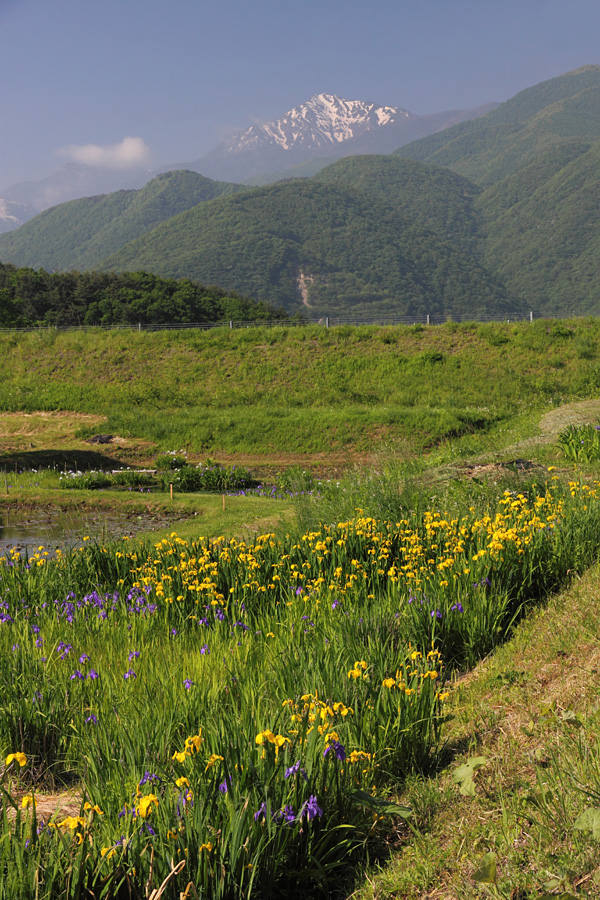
[170,483,173,501]
[222,494,225,512]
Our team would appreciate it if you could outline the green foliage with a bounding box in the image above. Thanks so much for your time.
[154,451,188,470]
[0,263,286,328]
[0,170,247,272]
[169,463,253,493]
[557,422,600,461]
[59,470,156,490]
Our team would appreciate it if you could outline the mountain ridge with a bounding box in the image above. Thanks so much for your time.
[0,94,496,225]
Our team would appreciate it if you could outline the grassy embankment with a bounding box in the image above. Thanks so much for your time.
[1,318,600,474]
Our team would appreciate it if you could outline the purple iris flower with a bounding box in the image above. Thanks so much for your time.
[284,761,308,781]
[323,740,346,761]
[138,770,161,787]
[254,802,267,822]
[301,795,323,821]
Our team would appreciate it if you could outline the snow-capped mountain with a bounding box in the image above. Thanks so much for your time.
[190,94,497,182]
[223,94,414,154]
[0,94,497,231]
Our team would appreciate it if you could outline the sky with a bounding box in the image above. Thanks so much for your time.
[2,0,600,188]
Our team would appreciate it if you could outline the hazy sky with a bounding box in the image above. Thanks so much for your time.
[2,0,599,187]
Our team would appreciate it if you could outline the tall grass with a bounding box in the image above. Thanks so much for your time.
[1,472,600,896]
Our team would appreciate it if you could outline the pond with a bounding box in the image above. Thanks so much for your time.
[0,506,175,558]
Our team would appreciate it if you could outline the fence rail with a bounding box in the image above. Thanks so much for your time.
[0,309,566,335]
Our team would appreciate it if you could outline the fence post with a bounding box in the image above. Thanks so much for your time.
[138,323,141,332]
[325,317,329,329]
[530,311,533,322]
[426,314,430,326]
[229,321,233,329]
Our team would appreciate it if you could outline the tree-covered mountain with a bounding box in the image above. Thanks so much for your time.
[395,65,600,186]
[100,169,514,318]
[0,263,286,328]
[5,66,600,321]
[313,155,482,256]
[477,141,600,315]
[0,171,245,271]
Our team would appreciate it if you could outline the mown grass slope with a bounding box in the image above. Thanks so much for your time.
[1,319,599,464]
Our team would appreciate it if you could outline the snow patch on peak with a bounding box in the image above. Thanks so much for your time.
[225,94,415,154]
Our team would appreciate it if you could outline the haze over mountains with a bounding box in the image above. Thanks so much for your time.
[2,65,600,321]
[0,93,496,229]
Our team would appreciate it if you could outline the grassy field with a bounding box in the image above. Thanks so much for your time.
[1,318,600,470]
[3,322,600,898]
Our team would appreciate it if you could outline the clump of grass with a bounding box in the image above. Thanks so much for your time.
[558,421,600,462]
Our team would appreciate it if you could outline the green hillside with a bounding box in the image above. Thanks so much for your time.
[314,155,482,255]
[396,65,600,185]
[478,142,600,315]
[0,170,245,271]
[101,172,513,317]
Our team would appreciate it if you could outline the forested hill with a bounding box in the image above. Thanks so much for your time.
[395,65,600,186]
[100,168,514,319]
[0,264,287,328]
[0,170,246,273]
[5,67,600,321]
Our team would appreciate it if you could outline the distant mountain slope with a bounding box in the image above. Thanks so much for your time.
[0,171,245,271]
[0,162,153,213]
[0,199,37,234]
[0,96,496,217]
[478,141,600,315]
[100,170,514,318]
[395,65,600,185]
[313,155,482,255]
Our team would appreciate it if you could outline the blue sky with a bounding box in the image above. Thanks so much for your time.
[2,0,600,187]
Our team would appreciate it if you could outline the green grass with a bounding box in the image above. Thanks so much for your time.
[351,559,600,899]
[1,319,600,465]
[4,320,600,897]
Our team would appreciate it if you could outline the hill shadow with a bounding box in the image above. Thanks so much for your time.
[0,449,128,473]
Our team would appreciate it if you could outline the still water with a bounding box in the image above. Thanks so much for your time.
[0,507,172,557]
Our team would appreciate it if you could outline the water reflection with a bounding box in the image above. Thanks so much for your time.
[0,507,172,557]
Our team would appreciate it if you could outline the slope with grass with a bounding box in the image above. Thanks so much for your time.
[352,557,600,899]
[1,319,600,467]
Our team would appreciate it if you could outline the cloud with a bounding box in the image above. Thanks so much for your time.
[57,137,151,169]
